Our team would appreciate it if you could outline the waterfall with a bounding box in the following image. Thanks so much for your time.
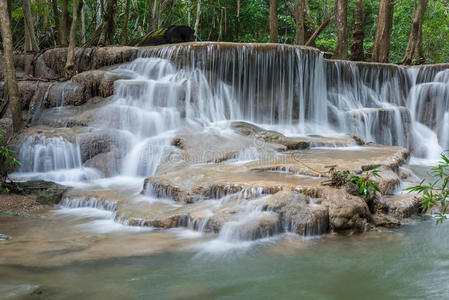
[15,136,100,183]
[12,43,449,242]
[16,43,449,182]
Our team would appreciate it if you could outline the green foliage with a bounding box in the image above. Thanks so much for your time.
[328,169,350,187]
[349,166,381,198]
[326,166,381,200]
[3,0,449,63]
[405,151,449,224]
[0,133,21,193]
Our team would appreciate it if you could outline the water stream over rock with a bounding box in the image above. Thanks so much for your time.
[9,43,449,247]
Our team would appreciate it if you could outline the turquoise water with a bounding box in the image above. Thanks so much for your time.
[1,217,448,300]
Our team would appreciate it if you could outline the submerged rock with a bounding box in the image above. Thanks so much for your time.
[231,121,310,150]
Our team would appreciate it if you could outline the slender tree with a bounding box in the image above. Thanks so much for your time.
[22,0,40,51]
[333,0,348,59]
[98,0,118,45]
[0,0,24,132]
[65,0,82,78]
[52,0,63,45]
[81,4,86,44]
[61,0,69,45]
[194,0,201,40]
[121,0,131,45]
[295,0,305,45]
[402,0,428,65]
[305,16,333,46]
[350,0,364,61]
[151,0,158,31]
[371,0,394,63]
[269,0,278,43]
[236,0,240,41]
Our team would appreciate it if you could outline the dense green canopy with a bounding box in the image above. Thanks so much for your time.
[4,0,449,63]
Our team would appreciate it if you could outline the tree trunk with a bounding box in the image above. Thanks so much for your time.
[98,0,118,45]
[0,0,24,133]
[61,0,68,45]
[121,0,130,45]
[350,0,364,61]
[52,0,63,45]
[402,0,428,65]
[7,0,11,20]
[22,0,40,52]
[147,0,153,31]
[305,16,333,46]
[295,0,305,45]
[269,0,278,43]
[81,4,86,44]
[371,0,394,63]
[236,0,240,41]
[194,0,201,40]
[151,0,158,31]
[333,0,348,59]
[187,0,191,26]
[65,0,81,78]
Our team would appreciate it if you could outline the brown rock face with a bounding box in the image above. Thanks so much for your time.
[72,70,132,98]
[47,82,89,107]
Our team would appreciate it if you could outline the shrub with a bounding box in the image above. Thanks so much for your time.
[325,166,381,201]
[405,151,449,224]
[0,133,21,193]
[349,166,381,198]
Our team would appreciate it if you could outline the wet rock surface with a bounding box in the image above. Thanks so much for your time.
[5,42,433,244]
[4,180,69,205]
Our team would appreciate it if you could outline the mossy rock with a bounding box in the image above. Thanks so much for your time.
[4,180,70,205]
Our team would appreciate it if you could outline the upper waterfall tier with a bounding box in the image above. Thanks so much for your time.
[135,42,448,155]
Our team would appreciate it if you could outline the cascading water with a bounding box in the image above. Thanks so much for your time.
[13,42,449,244]
[14,135,100,183]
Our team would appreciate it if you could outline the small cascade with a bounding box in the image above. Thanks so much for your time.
[60,197,118,211]
[19,136,82,172]
[407,68,449,158]
[15,136,100,183]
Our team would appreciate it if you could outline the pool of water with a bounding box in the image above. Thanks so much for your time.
[1,207,448,300]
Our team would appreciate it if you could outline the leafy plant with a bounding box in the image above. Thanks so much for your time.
[328,169,350,187]
[405,151,449,224]
[350,166,381,198]
[0,133,21,193]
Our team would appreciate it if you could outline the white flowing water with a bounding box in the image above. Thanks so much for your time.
[11,43,449,243]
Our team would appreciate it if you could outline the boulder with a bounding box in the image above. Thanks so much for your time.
[326,188,371,232]
[72,70,132,98]
[375,194,421,219]
[261,191,329,235]
[372,213,401,228]
[84,150,122,177]
[4,180,69,205]
[231,121,310,150]
[46,82,89,107]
